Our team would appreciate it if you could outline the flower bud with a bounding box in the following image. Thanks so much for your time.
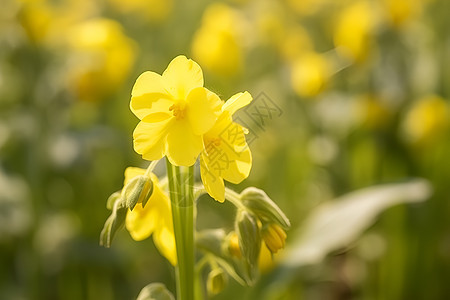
[121,175,153,210]
[207,267,228,296]
[100,196,127,248]
[235,210,261,284]
[261,223,287,254]
[240,187,290,229]
[228,232,242,258]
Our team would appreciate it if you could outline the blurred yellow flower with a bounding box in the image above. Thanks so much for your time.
[381,0,424,27]
[108,0,173,23]
[290,52,330,98]
[334,1,379,62]
[402,95,449,145]
[131,56,222,166]
[357,94,392,129]
[279,26,313,63]
[285,0,327,16]
[200,92,253,202]
[191,3,244,77]
[66,18,136,102]
[18,1,54,43]
[18,0,99,45]
[124,167,177,266]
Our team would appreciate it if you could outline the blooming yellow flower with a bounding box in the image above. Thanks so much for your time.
[123,167,177,266]
[200,92,252,202]
[131,56,223,166]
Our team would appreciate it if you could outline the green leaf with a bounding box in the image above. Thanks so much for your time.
[136,283,175,300]
[283,179,432,267]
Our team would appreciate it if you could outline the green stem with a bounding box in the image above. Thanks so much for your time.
[225,187,246,210]
[166,159,195,300]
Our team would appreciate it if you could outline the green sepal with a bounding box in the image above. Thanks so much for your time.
[207,267,228,296]
[240,187,290,229]
[136,283,175,300]
[106,191,121,210]
[235,210,261,285]
[196,229,248,286]
[122,175,153,211]
[99,197,127,248]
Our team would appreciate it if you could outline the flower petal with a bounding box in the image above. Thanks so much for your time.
[187,87,222,135]
[221,146,252,184]
[130,71,172,119]
[200,156,226,202]
[153,225,177,266]
[131,96,174,120]
[125,181,170,242]
[222,91,252,116]
[165,119,203,166]
[133,118,172,161]
[132,71,167,97]
[124,167,146,185]
[126,202,158,241]
[162,55,204,99]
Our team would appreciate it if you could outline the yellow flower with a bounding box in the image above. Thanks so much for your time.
[290,52,330,98]
[108,0,173,23]
[123,167,177,266]
[131,56,223,166]
[228,232,242,258]
[334,1,379,62]
[402,95,449,145]
[200,92,253,202]
[381,0,424,27]
[66,18,137,102]
[191,3,244,77]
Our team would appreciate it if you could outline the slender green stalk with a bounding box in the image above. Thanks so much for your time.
[166,159,195,300]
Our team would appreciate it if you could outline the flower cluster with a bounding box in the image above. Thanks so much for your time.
[100,56,290,297]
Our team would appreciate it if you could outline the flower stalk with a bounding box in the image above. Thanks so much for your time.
[166,159,195,300]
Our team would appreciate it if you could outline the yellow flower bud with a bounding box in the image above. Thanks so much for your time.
[228,232,242,258]
[206,268,228,296]
[262,223,287,254]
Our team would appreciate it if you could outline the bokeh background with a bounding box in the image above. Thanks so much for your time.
[1,0,449,299]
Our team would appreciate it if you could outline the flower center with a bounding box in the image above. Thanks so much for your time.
[169,101,186,120]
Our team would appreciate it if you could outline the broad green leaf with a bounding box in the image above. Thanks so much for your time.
[283,179,432,267]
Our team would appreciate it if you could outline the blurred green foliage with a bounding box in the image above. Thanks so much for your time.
[1,0,449,299]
